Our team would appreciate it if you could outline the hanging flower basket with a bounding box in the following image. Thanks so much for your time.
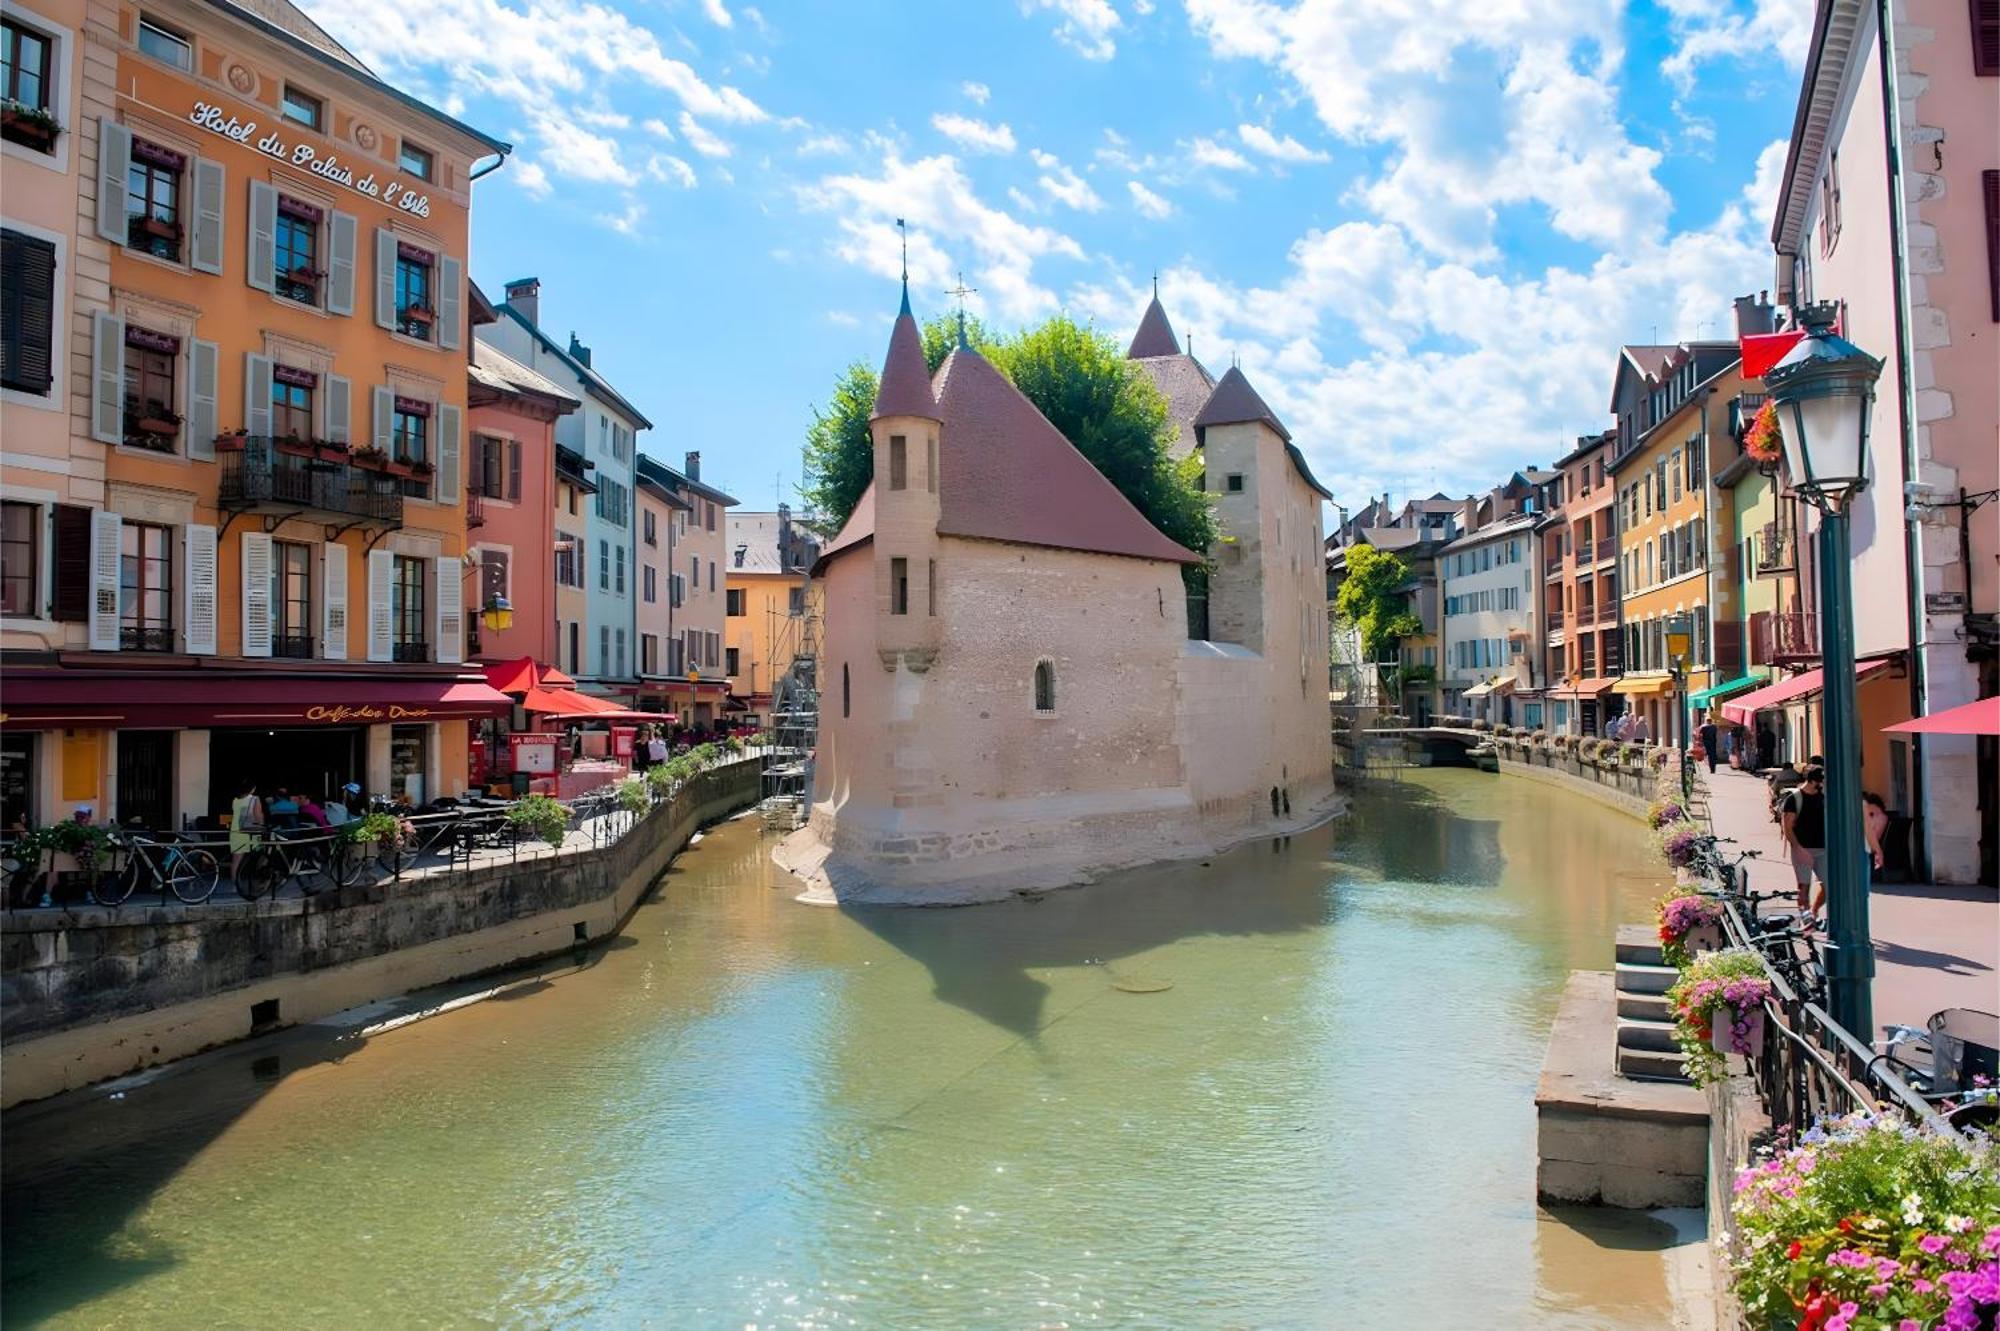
[1744,399,1783,467]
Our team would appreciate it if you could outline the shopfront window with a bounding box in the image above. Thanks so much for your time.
[1,731,33,830]
[389,724,428,805]
[119,521,174,651]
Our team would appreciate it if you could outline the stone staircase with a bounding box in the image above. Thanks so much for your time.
[1614,924,1689,1083]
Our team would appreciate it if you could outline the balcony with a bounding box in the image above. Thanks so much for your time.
[392,640,430,664]
[1545,555,1566,580]
[466,489,485,529]
[217,437,403,528]
[1595,537,1616,564]
[1755,520,1796,575]
[1574,604,1596,628]
[1545,611,1565,633]
[119,624,176,653]
[1756,611,1819,666]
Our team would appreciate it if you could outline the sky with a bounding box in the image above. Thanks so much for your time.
[309,0,1815,519]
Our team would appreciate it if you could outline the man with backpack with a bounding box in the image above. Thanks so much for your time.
[1780,764,1829,920]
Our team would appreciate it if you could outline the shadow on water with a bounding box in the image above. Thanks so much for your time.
[840,778,1502,1040]
[0,840,694,1328]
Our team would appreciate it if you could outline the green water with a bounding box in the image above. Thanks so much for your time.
[1,771,1682,1328]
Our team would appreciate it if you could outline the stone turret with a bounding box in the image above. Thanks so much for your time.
[870,282,943,667]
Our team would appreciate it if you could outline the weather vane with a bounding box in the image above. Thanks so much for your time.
[895,218,910,314]
[947,270,978,347]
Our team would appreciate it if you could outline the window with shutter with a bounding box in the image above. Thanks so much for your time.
[1984,170,2000,322]
[1,501,38,616]
[1,228,57,395]
[1975,0,2000,76]
[51,504,90,621]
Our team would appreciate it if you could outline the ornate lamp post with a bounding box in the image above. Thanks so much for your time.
[1765,302,1884,1039]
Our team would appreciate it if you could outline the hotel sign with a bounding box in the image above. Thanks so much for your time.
[187,101,433,218]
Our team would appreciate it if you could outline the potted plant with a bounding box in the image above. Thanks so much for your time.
[1655,891,1725,967]
[614,777,650,817]
[316,440,350,463]
[507,793,571,847]
[213,428,248,452]
[407,458,434,476]
[141,216,182,241]
[275,433,315,457]
[340,810,402,855]
[351,444,389,468]
[287,264,326,285]
[400,302,435,327]
[1,97,61,152]
[1660,824,1704,871]
[1647,798,1687,830]
[1743,398,1783,469]
[128,398,180,437]
[1666,947,1772,1085]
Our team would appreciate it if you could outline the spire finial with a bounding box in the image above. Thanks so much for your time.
[895,218,910,315]
[947,270,978,349]
[1152,268,1158,298]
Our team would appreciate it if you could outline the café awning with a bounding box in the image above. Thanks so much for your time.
[1613,675,1676,696]
[1720,659,1895,727]
[519,686,654,722]
[1883,695,2000,737]
[1547,676,1617,700]
[1463,678,1515,699]
[1687,670,1769,709]
[0,673,513,730]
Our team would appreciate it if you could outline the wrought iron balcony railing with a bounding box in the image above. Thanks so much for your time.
[392,640,430,664]
[1755,520,1796,575]
[1756,611,1819,665]
[217,437,403,526]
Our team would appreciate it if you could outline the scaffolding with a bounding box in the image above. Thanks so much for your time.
[759,568,818,830]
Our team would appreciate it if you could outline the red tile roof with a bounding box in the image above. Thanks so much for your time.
[871,307,939,422]
[1126,295,1181,358]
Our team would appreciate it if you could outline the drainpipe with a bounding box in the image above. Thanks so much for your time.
[469,151,510,183]
[1875,0,1931,875]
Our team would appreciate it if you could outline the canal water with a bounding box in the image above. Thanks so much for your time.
[2,771,1681,1328]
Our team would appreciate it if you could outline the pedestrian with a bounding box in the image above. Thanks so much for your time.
[1628,713,1651,744]
[325,782,361,827]
[1780,765,1829,920]
[1863,791,1889,873]
[1606,712,1625,741]
[1756,721,1777,771]
[1699,716,1719,774]
[647,730,667,766]
[633,725,653,774]
[229,780,263,884]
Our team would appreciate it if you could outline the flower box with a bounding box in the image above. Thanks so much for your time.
[382,461,415,479]
[275,437,316,457]
[400,306,434,325]
[316,443,350,463]
[133,415,179,436]
[213,433,247,452]
[141,217,183,241]
[1,104,61,152]
[350,447,390,469]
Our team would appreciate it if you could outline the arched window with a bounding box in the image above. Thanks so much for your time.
[1033,660,1055,713]
[842,663,850,718]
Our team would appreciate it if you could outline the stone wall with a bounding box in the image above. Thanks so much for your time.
[1490,738,1661,818]
[0,758,760,1106]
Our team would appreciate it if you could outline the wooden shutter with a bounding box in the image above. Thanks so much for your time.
[372,385,392,449]
[0,228,57,395]
[191,159,225,274]
[437,255,463,351]
[1984,169,2000,323]
[51,504,92,622]
[184,522,217,654]
[1712,616,1743,677]
[327,210,357,316]
[245,180,277,291]
[240,531,273,657]
[188,340,218,461]
[326,373,351,443]
[88,510,121,651]
[436,403,461,503]
[508,440,522,500]
[243,353,273,437]
[90,310,124,444]
[1976,0,2000,75]
[373,227,396,330]
[366,550,393,661]
[435,553,463,664]
[322,541,349,659]
[95,120,132,244]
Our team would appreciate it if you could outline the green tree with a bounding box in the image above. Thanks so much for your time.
[920,313,998,372]
[800,361,877,535]
[1334,544,1422,662]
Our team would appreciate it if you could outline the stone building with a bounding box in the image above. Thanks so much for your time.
[779,286,1335,903]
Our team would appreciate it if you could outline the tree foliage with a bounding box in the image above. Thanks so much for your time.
[1334,544,1422,662]
[800,312,1215,556]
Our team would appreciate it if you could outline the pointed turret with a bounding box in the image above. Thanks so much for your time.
[872,282,940,422]
[1126,293,1181,359]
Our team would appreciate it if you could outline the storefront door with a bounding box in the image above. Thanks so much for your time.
[206,727,364,825]
[116,731,175,831]
[1,733,34,830]
[390,724,429,806]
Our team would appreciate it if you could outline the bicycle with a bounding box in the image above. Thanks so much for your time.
[233,825,349,900]
[95,832,221,906]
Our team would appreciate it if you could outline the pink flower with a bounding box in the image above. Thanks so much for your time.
[1922,1234,1952,1255]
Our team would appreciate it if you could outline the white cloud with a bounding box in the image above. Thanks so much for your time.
[641,117,674,139]
[1128,180,1173,218]
[800,150,1085,321]
[678,111,733,158]
[1033,151,1104,211]
[510,159,552,197]
[825,310,861,327]
[529,109,639,185]
[931,113,1017,154]
[1023,0,1122,60]
[962,80,992,105]
[597,200,647,234]
[1237,122,1327,163]
[1185,136,1255,172]
[699,0,733,27]
[795,132,851,156]
[646,153,698,187]
[1658,0,1814,95]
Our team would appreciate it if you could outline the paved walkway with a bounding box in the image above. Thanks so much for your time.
[1700,763,1998,1035]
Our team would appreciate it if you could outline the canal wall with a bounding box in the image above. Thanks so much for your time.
[0,758,762,1108]
[1490,740,1660,821]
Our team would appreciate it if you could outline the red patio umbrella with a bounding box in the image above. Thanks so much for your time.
[1883,696,2000,737]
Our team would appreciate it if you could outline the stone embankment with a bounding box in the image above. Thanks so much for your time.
[0,758,760,1107]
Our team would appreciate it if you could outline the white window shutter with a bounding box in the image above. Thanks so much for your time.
[192,160,226,274]
[95,120,132,244]
[327,211,357,316]
[374,227,396,330]
[240,531,273,657]
[246,180,277,292]
[188,340,219,461]
[322,541,349,659]
[437,256,463,351]
[325,374,351,444]
[436,403,461,504]
[88,511,121,651]
[90,311,125,444]
[366,550,394,662]
[372,386,393,450]
[183,523,217,654]
[243,354,273,437]
[435,554,463,664]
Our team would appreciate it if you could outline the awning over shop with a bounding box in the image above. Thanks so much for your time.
[1720,659,1895,727]
[1463,680,1497,699]
[0,674,514,730]
[482,656,542,695]
[1613,675,1677,696]
[519,686,655,722]
[1546,676,1618,700]
[1884,695,2000,737]
[1686,671,1770,710]
[539,666,578,688]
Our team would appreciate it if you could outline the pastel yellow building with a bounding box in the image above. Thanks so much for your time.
[722,507,815,727]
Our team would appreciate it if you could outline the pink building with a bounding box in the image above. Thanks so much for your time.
[465,295,578,668]
[1766,0,1998,883]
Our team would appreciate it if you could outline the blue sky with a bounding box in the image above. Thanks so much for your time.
[312,0,1813,516]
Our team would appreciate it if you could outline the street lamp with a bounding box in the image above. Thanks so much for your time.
[1665,612,1691,799]
[479,594,514,634]
[1764,301,1884,1041]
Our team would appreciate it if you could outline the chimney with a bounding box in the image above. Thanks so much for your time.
[567,332,591,368]
[777,503,793,566]
[1733,292,1775,339]
[504,277,540,328]
[684,450,700,481]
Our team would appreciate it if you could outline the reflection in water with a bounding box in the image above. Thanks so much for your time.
[1,771,1680,1328]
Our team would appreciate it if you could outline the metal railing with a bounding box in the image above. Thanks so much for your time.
[466,490,485,528]
[1545,611,1565,632]
[218,437,404,525]
[1756,611,1819,664]
[1755,520,1796,575]
[1544,555,1565,578]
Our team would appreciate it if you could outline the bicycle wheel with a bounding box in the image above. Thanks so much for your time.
[171,848,220,904]
[91,854,140,907]
[233,850,276,901]
[327,840,365,889]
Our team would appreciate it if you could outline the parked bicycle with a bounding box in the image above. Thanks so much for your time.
[233,825,350,900]
[95,831,222,906]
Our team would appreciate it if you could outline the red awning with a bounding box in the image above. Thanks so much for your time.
[539,665,578,688]
[0,674,514,730]
[482,656,540,695]
[1740,330,1806,379]
[1884,696,2000,737]
[1721,659,1894,727]
[518,686,653,721]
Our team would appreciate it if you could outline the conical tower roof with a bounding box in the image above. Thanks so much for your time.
[1193,364,1290,441]
[1126,295,1181,359]
[871,285,940,422]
